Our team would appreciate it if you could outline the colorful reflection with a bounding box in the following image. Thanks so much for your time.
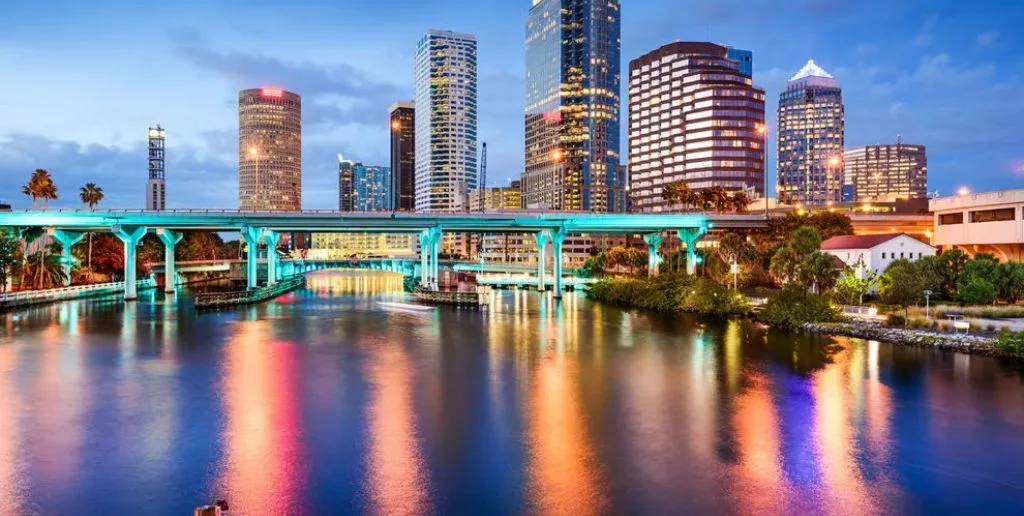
[0,345,25,513]
[305,270,404,297]
[216,320,304,513]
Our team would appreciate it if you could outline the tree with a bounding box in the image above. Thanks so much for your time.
[834,268,879,305]
[707,186,731,212]
[79,182,105,280]
[800,251,840,294]
[769,226,823,289]
[880,259,926,322]
[730,192,751,213]
[22,248,67,290]
[998,262,1024,303]
[937,249,969,297]
[23,169,58,210]
[0,229,22,292]
[957,276,997,305]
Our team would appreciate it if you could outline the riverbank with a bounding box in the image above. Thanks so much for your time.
[795,321,1018,358]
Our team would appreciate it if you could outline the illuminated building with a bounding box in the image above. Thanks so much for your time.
[338,155,391,212]
[470,180,522,211]
[843,141,927,203]
[521,0,625,213]
[146,125,166,210]
[628,42,766,213]
[931,188,1024,261]
[389,101,415,211]
[777,60,844,206]
[414,30,478,213]
[238,88,302,211]
[309,233,416,259]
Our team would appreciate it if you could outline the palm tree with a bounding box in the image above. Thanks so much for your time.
[731,192,751,213]
[79,183,104,281]
[677,182,695,212]
[24,169,57,210]
[661,182,680,206]
[708,186,731,212]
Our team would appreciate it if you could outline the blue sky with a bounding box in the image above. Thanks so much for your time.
[1,0,1021,209]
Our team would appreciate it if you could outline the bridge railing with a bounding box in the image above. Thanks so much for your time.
[0,278,156,303]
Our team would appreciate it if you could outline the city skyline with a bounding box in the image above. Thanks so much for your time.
[1,0,1022,209]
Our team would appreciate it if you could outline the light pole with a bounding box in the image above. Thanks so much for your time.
[757,123,769,219]
[923,289,933,323]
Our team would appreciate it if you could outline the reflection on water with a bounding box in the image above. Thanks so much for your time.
[0,270,1021,514]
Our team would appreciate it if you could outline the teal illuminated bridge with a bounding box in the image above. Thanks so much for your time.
[0,210,767,300]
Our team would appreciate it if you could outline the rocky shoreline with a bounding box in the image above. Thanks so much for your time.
[797,320,1020,359]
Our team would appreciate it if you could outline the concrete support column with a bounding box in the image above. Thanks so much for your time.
[419,230,430,288]
[112,225,148,300]
[535,231,550,292]
[264,230,281,285]
[241,225,264,290]
[643,232,664,277]
[677,224,709,276]
[48,229,85,286]
[549,227,567,297]
[155,229,182,293]
[429,228,442,290]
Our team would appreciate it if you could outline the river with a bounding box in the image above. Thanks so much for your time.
[0,270,1022,515]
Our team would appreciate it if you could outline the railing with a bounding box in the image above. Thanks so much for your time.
[194,277,304,309]
[0,278,156,303]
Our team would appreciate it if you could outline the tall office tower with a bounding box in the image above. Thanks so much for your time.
[238,87,302,211]
[844,140,927,202]
[777,60,845,206]
[338,155,392,212]
[628,42,766,213]
[389,101,416,211]
[146,125,166,210]
[470,180,522,211]
[414,30,478,212]
[522,0,625,212]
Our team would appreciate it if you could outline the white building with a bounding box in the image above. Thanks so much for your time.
[930,189,1024,262]
[414,30,478,213]
[821,233,935,277]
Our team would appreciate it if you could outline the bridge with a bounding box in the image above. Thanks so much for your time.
[0,209,766,300]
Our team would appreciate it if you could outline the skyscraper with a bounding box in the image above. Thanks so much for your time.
[389,101,416,211]
[522,0,625,212]
[414,30,478,212]
[777,60,845,206]
[844,141,927,203]
[628,42,766,213]
[338,155,392,212]
[238,87,302,211]
[146,125,166,210]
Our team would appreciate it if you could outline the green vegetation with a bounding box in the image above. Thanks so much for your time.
[0,229,22,292]
[995,329,1024,356]
[586,272,749,316]
[834,268,879,305]
[21,168,58,209]
[79,182,105,280]
[661,182,750,213]
[759,285,841,328]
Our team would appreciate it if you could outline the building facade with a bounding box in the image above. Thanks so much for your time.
[628,42,766,213]
[777,60,844,206]
[821,233,936,281]
[931,188,1024,262]
[843,142,927,203]
[521,0,625,212]
[238,88,302,211]
[414,30,478,213]
[470,180,522,211]
[309,233,416,259]
[146,125,166,211]
[338,155,392,212]
[389,101,416,211]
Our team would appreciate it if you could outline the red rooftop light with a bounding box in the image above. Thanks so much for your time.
[261,88,283,98]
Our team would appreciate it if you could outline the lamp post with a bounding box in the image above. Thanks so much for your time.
[923,289,933,323]
[757,123,768,219]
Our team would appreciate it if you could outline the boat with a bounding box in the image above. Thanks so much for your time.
[377,301,436,313]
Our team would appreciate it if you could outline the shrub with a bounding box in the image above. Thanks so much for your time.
[957,276,997,305]
[887,314,907,327]
[759,284,841,328]
[682,281,750,316]
[908,318,929,329]
[994,329,1024,356]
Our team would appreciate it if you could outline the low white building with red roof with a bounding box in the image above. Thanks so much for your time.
[820,233,935,276]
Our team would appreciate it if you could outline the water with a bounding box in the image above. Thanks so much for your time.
[0,270,1022,515]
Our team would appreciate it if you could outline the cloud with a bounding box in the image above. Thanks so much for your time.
[913,14,938,48]
[975,30,999,49]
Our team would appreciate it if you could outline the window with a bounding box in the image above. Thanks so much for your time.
[900,252,905,259]
[882,253,886,259]
[939,213,963,225]
[970,208,1016,223]
[918,252,923,259]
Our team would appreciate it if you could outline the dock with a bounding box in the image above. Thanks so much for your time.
[194,276,304,310]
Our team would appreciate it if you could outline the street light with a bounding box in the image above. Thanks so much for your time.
[957,186,971,196]
[757,123,769,219]
[923,289,933,323]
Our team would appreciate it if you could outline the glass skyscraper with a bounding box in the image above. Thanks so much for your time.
[522,0,625,212]
[777,60,845,206]
[414,30,478,212]
[338,155,392,212]
[238,88,302,211]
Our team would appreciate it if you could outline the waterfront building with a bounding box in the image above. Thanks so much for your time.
[238,88,302,211]
[521,0,626,213]
[821,233,935,280]
[844,141,927,203]
[628,42,766,213]
[777,60,844,206]
[930,188,1024,261]
[414,30,478,213]
[146,125,166,210]
[309,233,416,260]
[389,101,416,211]
[338,155,391,212]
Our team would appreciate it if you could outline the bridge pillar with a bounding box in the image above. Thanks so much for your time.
[241,226,264,290]
[677,224,709,276]
[549,227,567,297]
[643,232,664,277]
[429,228,442,290]
[155,229,182,293]
[419,230,430,288]
[264,230,281,285]
[48,229,85,286]
[535,231,550,292]
[112,225,148,300]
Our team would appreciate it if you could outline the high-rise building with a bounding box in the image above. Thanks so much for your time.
[338,155,392,212]
[844,141,927,203]
[628,42,766,213]
[522,0,625,212]
[389,101,416,211]
[146,125,166,210]
[414,30,478,213]
[470,180,522,211]
[777,60,844,206]
[238,87,302,211]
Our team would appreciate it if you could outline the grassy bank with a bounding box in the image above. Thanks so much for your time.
[585,273,750,317]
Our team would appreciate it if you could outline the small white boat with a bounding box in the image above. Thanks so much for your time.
[377,301,436,313]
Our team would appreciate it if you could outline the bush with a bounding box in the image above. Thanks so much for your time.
[587,273,750,316]
[994,329,1024,356]
[957,276,998,305]
[682,281,750,316]
[908,318,929,329]
[887,314,907,327]
[759,284,841,328]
